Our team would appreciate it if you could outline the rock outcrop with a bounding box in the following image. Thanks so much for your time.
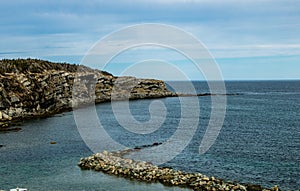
[78,150,280,191]
[0,58,175,127]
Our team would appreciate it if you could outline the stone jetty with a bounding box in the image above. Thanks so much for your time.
[0,58,175,129]
[78,151,280,191]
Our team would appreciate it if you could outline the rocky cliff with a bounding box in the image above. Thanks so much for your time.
[0,58,175,127]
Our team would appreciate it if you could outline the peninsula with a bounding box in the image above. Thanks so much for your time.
[0,58,175,129]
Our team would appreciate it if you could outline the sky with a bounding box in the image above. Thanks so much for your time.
[0,0,300,80]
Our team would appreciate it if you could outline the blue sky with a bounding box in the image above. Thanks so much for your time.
[0,0,300,80]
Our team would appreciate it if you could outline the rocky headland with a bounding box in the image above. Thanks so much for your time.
[0,58,175,129]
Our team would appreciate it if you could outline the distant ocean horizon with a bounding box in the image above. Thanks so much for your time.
[1,80,299,190]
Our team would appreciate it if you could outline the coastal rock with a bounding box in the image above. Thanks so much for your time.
[0,58,175,123]
[2,112,12,120]
[246,184,263,191]
[78,150,277,191]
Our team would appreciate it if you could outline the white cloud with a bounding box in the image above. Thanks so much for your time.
[1,0,300,79]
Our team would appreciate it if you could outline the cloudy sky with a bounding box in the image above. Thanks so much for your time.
[0,0,300,80]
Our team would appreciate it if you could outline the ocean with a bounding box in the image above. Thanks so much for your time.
[0,81,299,190]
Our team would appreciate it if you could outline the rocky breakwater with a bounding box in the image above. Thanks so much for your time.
[0,58,175,129]
[78,151,280,191]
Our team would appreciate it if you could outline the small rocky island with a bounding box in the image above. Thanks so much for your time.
[0,58,175,129]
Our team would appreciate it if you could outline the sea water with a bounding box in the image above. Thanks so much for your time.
[0,81,299,190]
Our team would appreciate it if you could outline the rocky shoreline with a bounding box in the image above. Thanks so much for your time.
[0,58,238,131]
[78,150,280,191]
[0,58,175,130]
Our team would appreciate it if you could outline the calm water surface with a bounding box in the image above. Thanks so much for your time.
[0,81,299,190]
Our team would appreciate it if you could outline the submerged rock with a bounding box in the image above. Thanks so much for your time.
[246,184,263,191]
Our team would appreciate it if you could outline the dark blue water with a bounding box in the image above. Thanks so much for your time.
[1,81,299,190]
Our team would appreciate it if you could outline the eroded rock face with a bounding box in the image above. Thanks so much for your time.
[0,58,175,124]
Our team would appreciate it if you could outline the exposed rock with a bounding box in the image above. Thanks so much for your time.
[0,58,176,124]
[78,150,277,191]
[2,112,12,120]
[10,95,20,103]
[246,184,263,191]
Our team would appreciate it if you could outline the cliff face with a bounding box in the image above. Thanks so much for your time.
[0,59,174,126]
